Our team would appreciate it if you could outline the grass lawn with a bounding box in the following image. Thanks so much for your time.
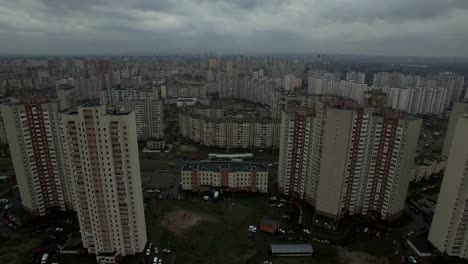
[0,228,44,264]
[145,193,282,264]
[145,193,346,264]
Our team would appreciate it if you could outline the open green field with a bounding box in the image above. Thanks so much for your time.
[144,191,418,264]
[146,193,279,264]
[144,193,346,264]
[0,229,45,264]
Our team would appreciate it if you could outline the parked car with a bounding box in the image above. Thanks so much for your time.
[407,256,418,264]
[277,228,286,234]
[248,226,257,233]
[40,253,49,264]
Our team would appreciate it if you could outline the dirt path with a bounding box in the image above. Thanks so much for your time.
[161,209,204,235]
[177,145,198,152]
[337,248,390,264]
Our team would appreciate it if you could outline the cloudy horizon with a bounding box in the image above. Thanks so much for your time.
[1,0,468,57]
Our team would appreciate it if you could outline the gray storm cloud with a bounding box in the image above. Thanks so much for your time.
[0,0,467,56]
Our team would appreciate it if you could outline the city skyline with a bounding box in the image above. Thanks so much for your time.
[1,0,468,57]
[0,53,467,263]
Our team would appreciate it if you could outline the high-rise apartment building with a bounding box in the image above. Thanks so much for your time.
[105,87,164,142]
[282,74,302,91]
[346,71,366,83]
[61,103,146,263]
[127,99,164,141]
[428,114,468,259]
[442,101,468,157]
[308,69,341,80]
[216,74,281,107]
[374,72,464,111]
[373,72,415,88]
[226,61,234,78]
[2,98,73,215]
[77,76,102,100]
[56,79,79,111]
[278,100,421,222]
[307,77,370,103]
[179,106,280,149]
[208,57,219,69]
[0,107,8,145]
[439,72,465,103]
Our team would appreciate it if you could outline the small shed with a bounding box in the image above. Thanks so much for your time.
[259,217,278,233]
[271,243,313,256]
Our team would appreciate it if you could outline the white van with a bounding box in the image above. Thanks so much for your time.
[41,253,49,264]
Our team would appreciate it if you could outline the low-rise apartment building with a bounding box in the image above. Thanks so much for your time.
[410,157,446,182]
[181,161,268,193]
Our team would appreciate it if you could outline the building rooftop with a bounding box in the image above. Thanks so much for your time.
[286,97,417,121]
[177,97,197,102]
[260,217,278,227]
[270,244,313,255]
[409,239,436,256]
[182,108,279,123]
[78,100,101,108]
[182,161,267,172]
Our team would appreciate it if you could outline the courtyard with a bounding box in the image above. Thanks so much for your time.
[142,191,401,264]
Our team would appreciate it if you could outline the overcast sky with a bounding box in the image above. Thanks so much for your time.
[1,0,468,57]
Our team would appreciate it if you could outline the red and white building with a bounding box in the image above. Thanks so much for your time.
[278,99,421,221]
[2,98,73,216]
[61,103,146,263]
